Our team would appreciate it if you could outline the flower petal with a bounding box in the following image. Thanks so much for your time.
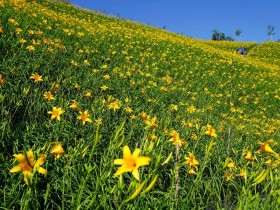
[132,169,140,181]
[114,158,125,165]
[33,155,46,169]
[123,146,131,159]
[38,167,47,175]
[13,154,25,162]
[136,156,151,167]
[132,148,141,159]
[10,164,22,173]
[113,165,132,177]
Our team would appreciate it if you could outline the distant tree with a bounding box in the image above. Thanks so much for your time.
[225,36,234,41]
[212,30,234,41]
[235,29,242,41]
[267,25,276,41]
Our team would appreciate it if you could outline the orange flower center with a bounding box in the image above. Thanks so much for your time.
[22,163,32,171]
[126,158,137,168]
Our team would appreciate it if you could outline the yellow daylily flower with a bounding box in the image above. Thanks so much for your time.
[185,152,199,167]
[50,142,66,160]
[258,140,277,154]
[10,150,47,185]
[205,124,217,138]
[77,110,92,125]
[114,145,151,181]
[30,73,42,82]
[48,107,64,121]
[43,91,55,101]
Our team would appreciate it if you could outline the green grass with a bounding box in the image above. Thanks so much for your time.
[0,0,280,209]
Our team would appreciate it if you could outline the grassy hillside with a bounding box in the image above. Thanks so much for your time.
[0,0,279,209]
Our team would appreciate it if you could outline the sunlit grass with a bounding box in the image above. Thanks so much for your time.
[0,0,279,209]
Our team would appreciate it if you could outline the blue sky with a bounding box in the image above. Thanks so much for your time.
[69,0,280,43]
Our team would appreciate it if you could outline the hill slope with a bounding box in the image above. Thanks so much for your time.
[0,0,279,209]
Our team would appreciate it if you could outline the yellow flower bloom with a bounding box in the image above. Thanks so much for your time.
[100,85,109,90]
[258,140,277,154]
[26,45,35,51]
[144,116,158,129]
[74,83,80,90]
[237,168,247,179]
[50,142,65,160]
[169,130,185,147]
[244,149,255,160]
[10,150,47,185]
[170,104,178,111]
[48,107,64,121]
[43,91,55,101]
[103,74,110,79]
[190,133,198,140]
[108,101,121,111]
[0,74,4,85]
[85,91,92,98]
[185,152,199,167]
[114,145,151,181]
[225,172,233,181]
[77,110,92,125]
[188,166,198,175]
[69,100,80,110]
[125,106,133,113]
[30,73,43,82]
[226,158,236,169]
[187,105,196,113]
[205,124,217,138]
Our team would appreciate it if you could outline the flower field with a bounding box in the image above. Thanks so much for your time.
[0,0,279,209]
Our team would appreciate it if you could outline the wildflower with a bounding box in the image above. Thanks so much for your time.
[50,142,65,160]
[169,130,185,147]
[48,107,64,121]
[10,150,47,185]
[205,124,217,138]
[187,105,196,113]
[103,74,110,79]
[30,73,43,82]
[0,27,3,34]
[108,101,121,111]
[140,112,148,120]
[190,133,198,140]
[43,91,55,101]
[149,133,157,141]
[69,100,80,110]
[85,91,92,98]
[52,82,60,91]
[184,152,199,167]
[237,168,247,179]
[77,110,92,125]
[74,83,80,90]
[170,104,178,111]
[225,172,233,181]
[114,145,151,181]
[226,158,237,169]
[95,118,103,125]
[124,97,130,103]
[258,140,277,154]
[144,116,158,130]
[244,149,255,160]
[0,74,4,85]
[125,106,133,113]
[100,85,109,90]
[15,28,22,34]
[188,166,198,175]
[26,45,35,51]
[8,18,19,26]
